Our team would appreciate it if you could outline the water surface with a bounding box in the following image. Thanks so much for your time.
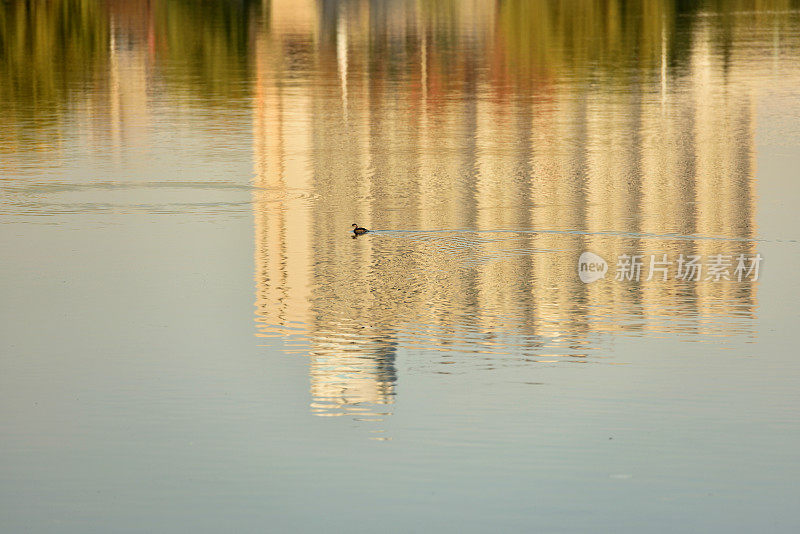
[2,1,800,532]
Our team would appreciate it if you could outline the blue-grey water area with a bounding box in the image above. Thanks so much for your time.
[2,1,800,532]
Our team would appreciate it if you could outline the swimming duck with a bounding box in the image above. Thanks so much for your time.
[352,223,369,235]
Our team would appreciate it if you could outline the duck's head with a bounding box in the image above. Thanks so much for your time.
[352,223,358,228]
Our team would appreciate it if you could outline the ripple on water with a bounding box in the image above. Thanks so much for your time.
[0,180,257,219]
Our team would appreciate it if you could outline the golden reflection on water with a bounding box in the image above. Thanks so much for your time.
[2,0,798,419]
[249,0,792,418]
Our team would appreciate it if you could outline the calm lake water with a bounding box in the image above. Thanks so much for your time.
[2,1,800,531]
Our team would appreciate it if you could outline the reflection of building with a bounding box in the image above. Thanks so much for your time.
[252,13,314,333]
[108,0,153,157]
[252,0,776,418]
[253,3,396,418]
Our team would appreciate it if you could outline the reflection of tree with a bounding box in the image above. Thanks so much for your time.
[152,0,259,104]
[497,0,673,83]
[495,0,797,87]
[0,0,108,146]
[2,0,796,129]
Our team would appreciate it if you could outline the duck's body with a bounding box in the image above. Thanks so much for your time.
[352,223,369,235]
